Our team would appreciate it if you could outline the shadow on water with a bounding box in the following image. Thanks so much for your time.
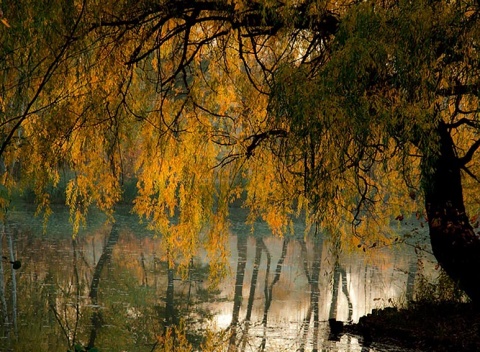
[0,205,432,351]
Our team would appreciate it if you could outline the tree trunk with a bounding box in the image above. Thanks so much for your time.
[423,121,480,302]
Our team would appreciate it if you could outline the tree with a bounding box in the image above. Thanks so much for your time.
[268,0,480,301]
[0,0,479,301]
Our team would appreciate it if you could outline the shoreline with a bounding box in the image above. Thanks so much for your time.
[340,301,480,351]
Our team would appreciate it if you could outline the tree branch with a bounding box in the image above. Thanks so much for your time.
[459,138,480,166]
[93,1,339,49]
[245,129,287,158]
[0,1,86,159]
[437,84,480,97]
[445,118,480,129]
[461,164,480,184]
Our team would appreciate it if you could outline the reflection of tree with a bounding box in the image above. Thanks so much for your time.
[6,227,18,335]
[0,207,432,351]
[245,238,263,322]
[258,237,289,351]
[140,252,148,287]
[155,255,216,349]
[240,236,262,352]
[148,254,177,352]
[50,238,83,350]
[229,235,290,351]
[0,224,19,340]
[324,239,354,345]
[298,236,322,352]
[1,211,221,351]
[165,256,176,328]
[328,258,353,323]
[228,234,247,351]
[87,220,120,349]
[405,255,418,303]
[0,225,9,332]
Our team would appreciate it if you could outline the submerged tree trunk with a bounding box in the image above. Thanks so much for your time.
[423,121,480,302]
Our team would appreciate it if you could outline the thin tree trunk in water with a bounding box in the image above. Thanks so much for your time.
[87,221,120,349]
[165,260,176,328]
[240,237,262,352]
[258,238,288,351]
[310,238,321,352]
[260,238,288,325]
[228,234,247,352]
[297,237,323,352]
[0,225,9,333]
[298,235,323,352]
[405,256,418,302]
[339,264,353,321]
[328,262,340,321]
[71,239,81,347]
[140,252,148,287]
[297,239,313,352]
[422,122,480,302]
[7,228,17,336]
[245,237,262,322]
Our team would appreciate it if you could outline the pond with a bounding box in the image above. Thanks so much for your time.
[0,204,436,351]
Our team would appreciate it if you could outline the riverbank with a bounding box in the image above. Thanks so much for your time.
[343,301,480,351]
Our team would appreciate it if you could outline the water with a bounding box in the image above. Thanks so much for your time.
[0,205,435,351]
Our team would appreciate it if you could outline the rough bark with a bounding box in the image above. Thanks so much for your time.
[423,121,480,302]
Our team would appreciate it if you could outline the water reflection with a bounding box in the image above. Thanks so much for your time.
[215,234,426,352]
[0,206,433,351]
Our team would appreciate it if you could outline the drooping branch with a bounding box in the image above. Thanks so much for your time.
[245,129,287,158]
[0,0,86,159]
[93,1,339,65]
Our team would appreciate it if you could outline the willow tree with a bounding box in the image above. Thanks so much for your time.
[1,1,480,300]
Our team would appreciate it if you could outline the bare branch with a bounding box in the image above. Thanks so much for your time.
[461,164,480,184]
[213,152,242,168]
[446,118,480,129]
[459,138,480,166]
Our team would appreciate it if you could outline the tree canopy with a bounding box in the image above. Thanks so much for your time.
[1,0,480,293]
